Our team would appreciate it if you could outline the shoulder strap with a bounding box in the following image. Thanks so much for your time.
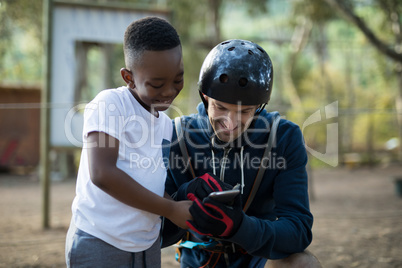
[174,117,196,179]
[243,114,281,213]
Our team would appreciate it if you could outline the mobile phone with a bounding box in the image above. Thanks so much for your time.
[207,189,240,205]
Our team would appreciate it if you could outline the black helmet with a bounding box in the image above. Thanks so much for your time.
[198,39,273,106]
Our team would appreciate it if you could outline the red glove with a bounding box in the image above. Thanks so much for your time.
[186,173,232,199]
[186,193,243,238]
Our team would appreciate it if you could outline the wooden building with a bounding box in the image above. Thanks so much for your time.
[0,84,41,172]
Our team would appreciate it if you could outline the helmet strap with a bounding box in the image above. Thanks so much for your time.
[255,103,267,115]
[199,91,209,114]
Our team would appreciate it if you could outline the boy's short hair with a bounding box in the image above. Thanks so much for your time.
[124,16,181,69]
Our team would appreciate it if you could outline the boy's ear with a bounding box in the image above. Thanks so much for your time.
[120,68,135,88]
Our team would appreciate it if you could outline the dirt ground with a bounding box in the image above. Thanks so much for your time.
[1,165,402,268]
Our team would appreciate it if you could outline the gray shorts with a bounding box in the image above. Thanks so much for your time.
[65,221,161,268]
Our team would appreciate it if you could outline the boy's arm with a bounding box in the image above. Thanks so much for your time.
[87,131,192,229]
[164,192,174,200]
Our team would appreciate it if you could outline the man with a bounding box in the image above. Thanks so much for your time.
[162,39,321,267]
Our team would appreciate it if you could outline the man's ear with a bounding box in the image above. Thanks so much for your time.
[120,68,135,88]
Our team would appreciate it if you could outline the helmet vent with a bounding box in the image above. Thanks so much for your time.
[239,78,248,87]
[221,41,230,45]
[257,47,265,54]
[219,74,229,83]
[248,50,254,55]
[228,47,235,51]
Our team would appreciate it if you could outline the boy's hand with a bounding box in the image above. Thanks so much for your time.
[167,200,193,230]
[186,193,243,237]
[186,173,232,199]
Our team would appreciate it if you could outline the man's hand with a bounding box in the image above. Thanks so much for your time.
[186,173,232,199]
[186,193,243,237]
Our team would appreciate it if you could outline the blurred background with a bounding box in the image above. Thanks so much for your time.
[0,0,401,176]
[0,1,402,267]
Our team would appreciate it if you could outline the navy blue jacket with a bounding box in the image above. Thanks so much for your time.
[163,103,313,267]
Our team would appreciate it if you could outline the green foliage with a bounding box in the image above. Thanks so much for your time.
[110,44,125,88]
[293,0,336,24]
[0,0,43,83]
[0,0,400,164]
[167,0,210,42]
[1,0,43,40]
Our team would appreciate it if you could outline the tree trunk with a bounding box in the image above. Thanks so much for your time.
[366,108,375,166]
[314,24,334,104]
[208,0,222,45]
[396,64,402,161]
[344,49,356,152]
[283,17,312,115]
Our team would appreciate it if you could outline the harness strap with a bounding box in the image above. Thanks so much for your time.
[200,252,222,268]
[174,117,196,178]
[179,240,218,250]
[243,114,281,212]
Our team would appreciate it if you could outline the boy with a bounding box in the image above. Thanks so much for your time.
[65,17,192,267]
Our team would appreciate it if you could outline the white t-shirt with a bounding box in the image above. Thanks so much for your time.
[71,86,173,252]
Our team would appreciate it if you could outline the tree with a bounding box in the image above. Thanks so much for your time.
[323,0,401,62]
[323,0,402,160]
